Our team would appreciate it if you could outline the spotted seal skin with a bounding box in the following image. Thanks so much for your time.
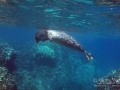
[35,30,93,60]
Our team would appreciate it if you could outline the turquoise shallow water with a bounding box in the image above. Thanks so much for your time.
[0,0,120,90]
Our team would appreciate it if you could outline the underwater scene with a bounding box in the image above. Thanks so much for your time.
[0,0,120,90]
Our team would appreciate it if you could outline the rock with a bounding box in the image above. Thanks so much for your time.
[95,69,120,90]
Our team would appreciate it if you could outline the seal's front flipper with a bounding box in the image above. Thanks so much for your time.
[84,51,94,61]
[48,34,52,42]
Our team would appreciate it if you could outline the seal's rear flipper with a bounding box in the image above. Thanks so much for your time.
[84,51,94,61]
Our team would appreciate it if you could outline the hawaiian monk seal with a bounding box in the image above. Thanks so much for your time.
[35,30,93,60]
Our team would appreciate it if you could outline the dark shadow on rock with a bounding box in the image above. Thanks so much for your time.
[12,85,18,90]
[5,52,17,73]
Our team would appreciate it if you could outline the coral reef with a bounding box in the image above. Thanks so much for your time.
[33,45,55,59]
[0,66,17,90]
[13,41,95,90]
[0,42,17,72]
[0,42,15,63]
[95,69,120,90]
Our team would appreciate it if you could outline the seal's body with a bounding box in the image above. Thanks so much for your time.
[35,30,93,60]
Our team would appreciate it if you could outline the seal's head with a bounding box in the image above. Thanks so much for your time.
[35,30,48,43]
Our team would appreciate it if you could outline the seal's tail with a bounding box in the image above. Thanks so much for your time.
[84,51,94,61]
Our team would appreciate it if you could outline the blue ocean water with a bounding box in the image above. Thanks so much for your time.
[0,0,120,90]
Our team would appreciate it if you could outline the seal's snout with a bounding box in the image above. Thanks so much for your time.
[35,30,48,43]
[35,37,38,43]
[36,39,39,43]
[35,32,40,43]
